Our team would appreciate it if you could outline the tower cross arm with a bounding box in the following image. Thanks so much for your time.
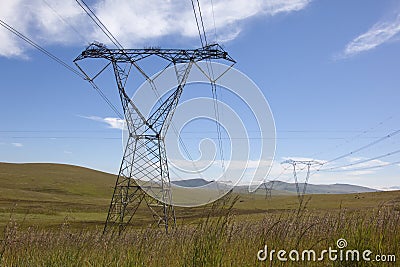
[74,43,236,64]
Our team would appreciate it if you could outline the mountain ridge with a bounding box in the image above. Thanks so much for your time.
[0,162,383,196]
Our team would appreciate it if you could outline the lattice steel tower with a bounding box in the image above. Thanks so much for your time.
[74,42,235,234]
[281,160,323,206]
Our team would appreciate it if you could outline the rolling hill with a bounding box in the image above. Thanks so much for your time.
[0,162,380,203]
[0,162,115,202]
[170,178,379,194]
[0,162,397,229]
[255,181,379,194]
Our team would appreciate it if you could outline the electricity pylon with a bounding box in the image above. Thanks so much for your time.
[281,160,323,206]
[74,42,235,235]
[263,180,274,199]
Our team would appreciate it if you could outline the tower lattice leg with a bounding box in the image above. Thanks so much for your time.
[103,103,180,233]
[104,136,175,235]
[103,62,192,235]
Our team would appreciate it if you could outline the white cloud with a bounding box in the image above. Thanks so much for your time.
[0,0,312,57]
[339,13,400,58]
[82,115,125,130]
[12,142,23,147]
[0,0,86,57]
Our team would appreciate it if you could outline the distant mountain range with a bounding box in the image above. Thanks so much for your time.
[171,178,380,195]
[257,181,379,194]
[172,178,213,187]
[379,186,400,191]
[0,162,387,199]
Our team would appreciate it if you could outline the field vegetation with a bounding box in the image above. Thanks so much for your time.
[0,163,399,266]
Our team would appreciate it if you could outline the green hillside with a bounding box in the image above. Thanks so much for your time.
[0,162,115,227]
[0,162,399,229]
[0,162,115,200]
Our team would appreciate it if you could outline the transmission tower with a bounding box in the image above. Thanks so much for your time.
[263,180,274,199]
[281,160,322,206]
[74,42,235,234]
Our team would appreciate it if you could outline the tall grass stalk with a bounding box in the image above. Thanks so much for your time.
[1,199,399,266]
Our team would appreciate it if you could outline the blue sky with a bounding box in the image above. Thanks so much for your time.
[0,0,399,189]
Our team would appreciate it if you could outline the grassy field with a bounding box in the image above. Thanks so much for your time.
[0,162,399,266]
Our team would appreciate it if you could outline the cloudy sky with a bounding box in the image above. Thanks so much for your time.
[0,0,399,189]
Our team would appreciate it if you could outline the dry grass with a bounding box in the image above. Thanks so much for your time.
[1,197,399,267]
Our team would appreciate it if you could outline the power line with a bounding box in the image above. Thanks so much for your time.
[0,19,85,79]
[307,127,400,178]
[1,136,389,140]
[190,0,205,47]
[210,0,218,43]
[319,148,400,172]
[308,116,394,159]
[320,160,400,173]
[211,82,225,169]
[201,50,225,171]
[179,129,397,133]
[0,129,393,134]
[196,0,208,46]
[0,131,113,133]
[0,18,123,119]
[192,0,225,174]
[9,136,120,140]
[177,136,385,140]
[323,128,400,165]
[75,0,123,49]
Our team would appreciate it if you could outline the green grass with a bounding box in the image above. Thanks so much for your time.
[0,162,399,266]
[1,199,399,266]
[1,162,399,228]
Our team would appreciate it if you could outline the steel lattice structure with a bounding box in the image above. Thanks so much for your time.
[74,42,235,234]
[263,180,274,199]
[281,160,323,206]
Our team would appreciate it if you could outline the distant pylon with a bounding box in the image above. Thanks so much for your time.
[74,42,235,235]
[281,160,323,206]
[263,180,274,199]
